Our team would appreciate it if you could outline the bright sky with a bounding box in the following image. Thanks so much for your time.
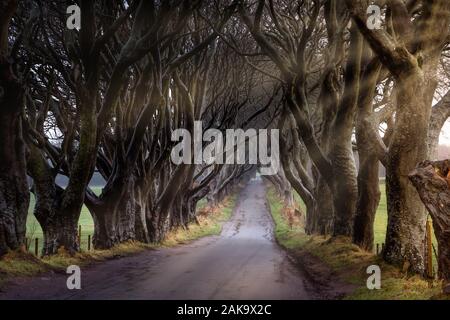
[440,120,450,146]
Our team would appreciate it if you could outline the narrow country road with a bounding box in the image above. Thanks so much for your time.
[0,180,317,300]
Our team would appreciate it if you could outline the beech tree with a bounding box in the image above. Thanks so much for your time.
[81,0,237,247]
[18,1,150,255]
[346,0,450,273]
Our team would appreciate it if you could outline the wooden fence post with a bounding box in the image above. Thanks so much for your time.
[426,219,433,278]
[376,243,379,255]
[34,238,38,257]
[88,235,91,251]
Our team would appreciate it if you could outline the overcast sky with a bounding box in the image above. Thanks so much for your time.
[440,120,450,145]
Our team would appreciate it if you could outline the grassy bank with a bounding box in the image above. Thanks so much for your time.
[267,187,446,300]
[293,182,437,264]
[0,194,237,289]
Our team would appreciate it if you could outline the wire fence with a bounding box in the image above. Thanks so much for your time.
[25,225,94,257]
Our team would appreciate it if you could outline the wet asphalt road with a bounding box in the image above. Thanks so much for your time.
[0,180,314,300]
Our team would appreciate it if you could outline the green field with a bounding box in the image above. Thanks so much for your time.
[373,183,388,251]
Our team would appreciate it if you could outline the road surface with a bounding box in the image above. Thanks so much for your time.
[0,180,317,300]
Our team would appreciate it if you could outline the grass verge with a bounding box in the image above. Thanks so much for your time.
[0,194,237,289]
[267,186,447,300]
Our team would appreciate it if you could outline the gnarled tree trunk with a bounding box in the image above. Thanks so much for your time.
[0,0,29,257]
[353,153,380,251]
[409,160,450,294]
[309,175,334,235]
[0,58,29,256]
[39,209,80,255]
[134,187,150,243]
[87,178,136,249]
[352,56,382,251]
[28,145,82,255]
[329,23,362,237]
[90,202,118,250]
[383,69,429,273]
